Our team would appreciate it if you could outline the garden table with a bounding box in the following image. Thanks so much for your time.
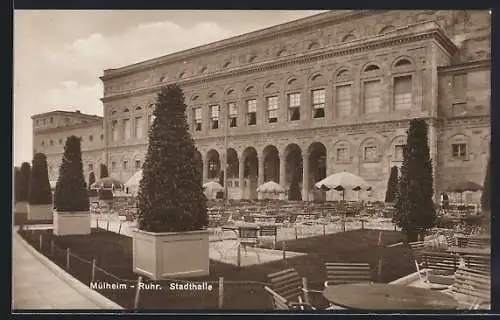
[323,283,458,310]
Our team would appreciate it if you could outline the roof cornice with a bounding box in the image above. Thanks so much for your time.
[34,121,104,134]
[437,59,491,74]
[31,110,103,120]
[101,21,457,103]
[99,10,377,80]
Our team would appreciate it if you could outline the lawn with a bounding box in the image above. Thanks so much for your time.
[18,228,416,310]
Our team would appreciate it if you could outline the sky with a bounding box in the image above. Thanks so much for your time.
[13,10,327,166]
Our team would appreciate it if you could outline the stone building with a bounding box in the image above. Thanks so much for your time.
[35,10,491,202]
[31,110,105,185]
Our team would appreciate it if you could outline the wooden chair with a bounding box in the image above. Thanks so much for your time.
[264,286,314,310]
[448,267,491,309]
[267,268,321,308]
[408,241,426,258]
[324,262,372,288]
[258,225,278,249]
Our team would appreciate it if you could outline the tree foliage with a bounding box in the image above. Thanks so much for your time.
[100,164,109,178]
[18,162,31,202]
[14,167,21,202]
[54,136,89,212]
[137,84,208,232]
[480,156,490,212]
[384,166,399,203]
[28,153,53,205]
[394,119,436,241]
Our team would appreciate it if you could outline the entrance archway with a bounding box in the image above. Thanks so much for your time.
[284,143,303,201]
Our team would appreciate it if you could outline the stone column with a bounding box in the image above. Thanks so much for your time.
[302,151,310,201]
[202,157,208,183]
[239,157,245,200]
[258,154,265,186]
[279,151,286,186]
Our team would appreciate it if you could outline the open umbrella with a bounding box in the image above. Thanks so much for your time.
[445,180,482,205]
[315,171,371,201]
[125,170,143,195]
[445,180,482,193]
[203,181,223,193]
[91,177,124,190]
[256,181,286,194]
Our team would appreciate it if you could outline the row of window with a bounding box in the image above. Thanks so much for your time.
[35,117,73,126]
[110,159,142,171]
[40,134,104,147]
[191,75,412,131]
[110,115,152,142]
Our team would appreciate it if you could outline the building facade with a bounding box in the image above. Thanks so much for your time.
[31,110,105,184]
[35,10,491,202]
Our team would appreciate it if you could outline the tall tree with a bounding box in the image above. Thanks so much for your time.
[100,164,109,178]
[28,153,52,205]
[384,166,399,203]
[137,84,208,232]
[54,136,89,212]
[19,162,31,202]
[480,156,491,212]
[394,119,436,242]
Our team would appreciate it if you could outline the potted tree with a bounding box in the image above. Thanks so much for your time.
[27,153,53,221]
[393,119,436,242]
[383,166,398,218]
[133,84,209,280]
[98,163,113,200]
[53,136,91,235]
[16,162,31,216]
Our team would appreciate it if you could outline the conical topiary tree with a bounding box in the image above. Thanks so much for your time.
[19,162,31,203]
[100,164,109,178]
[480,156,490,213]
[14,167,21,203]
[394,119,436,242]
[28,153,52,205]
[137,84,208,232]
[54,136,89,212]
[384,166,399,203]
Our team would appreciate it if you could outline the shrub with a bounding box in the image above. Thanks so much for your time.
[137,84,208,232]
[88,171,96,190]
[28,153,52,205]
[14,167,21,202]
[54,136,89,212]
[18,162,31,202]
[394,119,436,242]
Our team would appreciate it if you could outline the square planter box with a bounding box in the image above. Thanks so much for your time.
[27,204,53,221]
[15,201,28,215]
[53,210,91,236]
[133,229,210,280]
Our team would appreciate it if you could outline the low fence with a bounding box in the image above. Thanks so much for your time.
[20,229,272,309]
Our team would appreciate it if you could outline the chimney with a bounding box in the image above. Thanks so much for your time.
[76,110,81,113]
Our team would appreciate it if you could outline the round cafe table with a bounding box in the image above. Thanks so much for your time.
[323,283,458,310]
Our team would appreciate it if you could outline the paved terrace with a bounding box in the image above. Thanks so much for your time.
[12,228,123,310]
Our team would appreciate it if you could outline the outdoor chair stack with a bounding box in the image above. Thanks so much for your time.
[408,241,426,258]
[266,268,322,309]
[419,251,458,275]
[258,225,278,249]
[466,238,489,249]
[323,262,372,288]
[447,267,491,309]
[462,254,490,276]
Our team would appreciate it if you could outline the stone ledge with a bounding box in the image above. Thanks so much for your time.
[14,230,123,310]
